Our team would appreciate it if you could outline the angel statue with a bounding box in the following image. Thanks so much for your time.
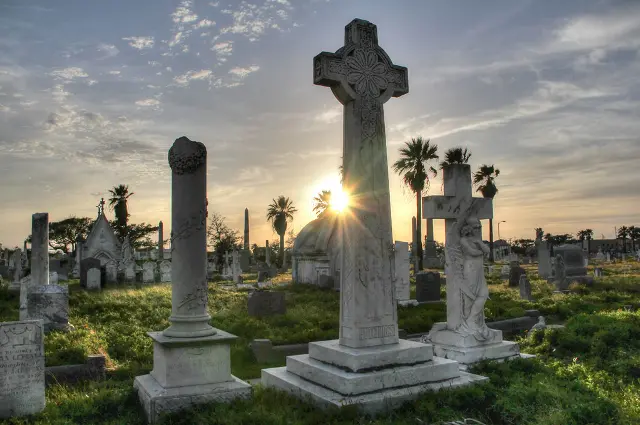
[446,215,492,341]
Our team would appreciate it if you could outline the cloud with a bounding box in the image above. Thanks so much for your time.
[314,106,341,124]
[228,65,259,79]
[122,36,155,50]
[173,69,214,86]
[49,67,88,80]
[108,70,121,75]
[96,43,119,59]
[135,98,161,107]
[195,19,215,29]
[219,0,294,42]
[172,0,198,24]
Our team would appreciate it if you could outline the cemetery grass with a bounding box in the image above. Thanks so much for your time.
[0,262,638,424]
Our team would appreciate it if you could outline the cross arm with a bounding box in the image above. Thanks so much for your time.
[388,64,408,97]
[314,51,347,87]
[423,195,493,220]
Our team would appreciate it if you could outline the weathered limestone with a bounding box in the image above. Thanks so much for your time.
[424,217,440,268]
[394,241,416,306]
[243,208,250,250]
[158,221,164,260]
[142,262,155,284]
[519,275,533,301]
[134,136,250,424]
[263,19,482,413]
[0,320,45,419]
[87,268,101,291]
[232,250,242,284]
[536,231,551,278]
[71,236,83,279]
[416,271,441,303]
[423,164,519,364]
[159,260,171,282]
[31,213,49,286]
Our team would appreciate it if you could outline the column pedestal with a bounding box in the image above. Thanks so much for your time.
[134,330,251,424]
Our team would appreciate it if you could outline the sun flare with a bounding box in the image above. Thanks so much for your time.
[331,189,350,212]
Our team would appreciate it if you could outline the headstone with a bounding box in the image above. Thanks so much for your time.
[26,285,69,332]
[264,20,476,411]
[508,262,526,287]
[0,320,45,419]
[519,275,533,301]
[536,240,551,278]
[134,136,250,424]
[80,258,101,288]
[232,250,242,284]
[424,163,520,364]
[424,218,440,268]
[240,249,251,273]
[31,213,49,287]
[49,271,59,285]
[71,237,83,278]
[594,267,603,277]
[500,265,510,279]
[257,270,269,282]
[606,252,611,262]
[416,271,441,303]
[247,291,286,317]
[595,248,605,261]
[393,241,411,303]
[411,216,418,270]
[317,274,334,289]
[159,260,171,282]
[87,267,101,290]
[142,262,155,283]
[124,262,136,283]
[553,244,592,286]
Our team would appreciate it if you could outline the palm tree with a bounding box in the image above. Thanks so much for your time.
[617,226,630,253]
[439,147,471,169]
[313,190,333,218]
[108,184,134,237]
[473,164,500,262]
[629,226,640,252]
[392,137,439,271]
[266,196,297,267]
[576,229,594,253]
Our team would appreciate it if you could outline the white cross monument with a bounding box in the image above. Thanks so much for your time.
[423,164,521,364]
[262,19,486,413]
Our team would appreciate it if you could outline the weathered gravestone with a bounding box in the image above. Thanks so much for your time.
[394,241,413,305]
[508,262,526,288]
[594,267,603,277]
[27,285,69,332]
[247,291,286,317]
[519,275,533,301]
[257,270,269,282]
[416,271,441,303]
[142,262,155,283]
[317,273,334,289]
[80,257,101,288]
[159,260,171,282]
[105,260,118,284]
[87,268,101,291]
[49,271,59,285]
[500,265,510,279]
[0,320,45,419]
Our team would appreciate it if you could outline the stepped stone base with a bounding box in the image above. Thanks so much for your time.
[428,322,520,365]
[262,339,488,414]
[262,366,487,414]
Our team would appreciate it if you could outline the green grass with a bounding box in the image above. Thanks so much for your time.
[1,261,639,424]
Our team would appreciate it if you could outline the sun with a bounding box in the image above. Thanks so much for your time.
[331,189,350,212]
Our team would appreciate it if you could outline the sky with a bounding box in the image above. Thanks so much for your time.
[1,0,640,249]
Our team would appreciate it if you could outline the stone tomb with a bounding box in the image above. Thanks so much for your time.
[0,320,45,419]
[247,291,286,317]
[87,268,101,291]
[263,20,484,414]
[552,244,593,289]
[416,271,441,303]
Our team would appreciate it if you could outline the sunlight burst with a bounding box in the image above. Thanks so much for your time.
[331,189,349,212]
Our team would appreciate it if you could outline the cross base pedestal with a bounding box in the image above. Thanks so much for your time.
[262,339,488,414]
[133,329,252,424]
[427,322,520,365]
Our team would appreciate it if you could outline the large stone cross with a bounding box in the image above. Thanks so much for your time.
[422,164,493,328]
[314,19,408,348]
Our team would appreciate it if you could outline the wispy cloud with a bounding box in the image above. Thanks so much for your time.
[122,36,155,50]
[50,67,88,81]
[228,65,260,79]
[173,69,214,86]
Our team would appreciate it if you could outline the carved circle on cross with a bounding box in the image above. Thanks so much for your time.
[345,48,388,98]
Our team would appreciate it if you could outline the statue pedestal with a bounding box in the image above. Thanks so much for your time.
[427,323,520,365]
[134,330,251,424]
